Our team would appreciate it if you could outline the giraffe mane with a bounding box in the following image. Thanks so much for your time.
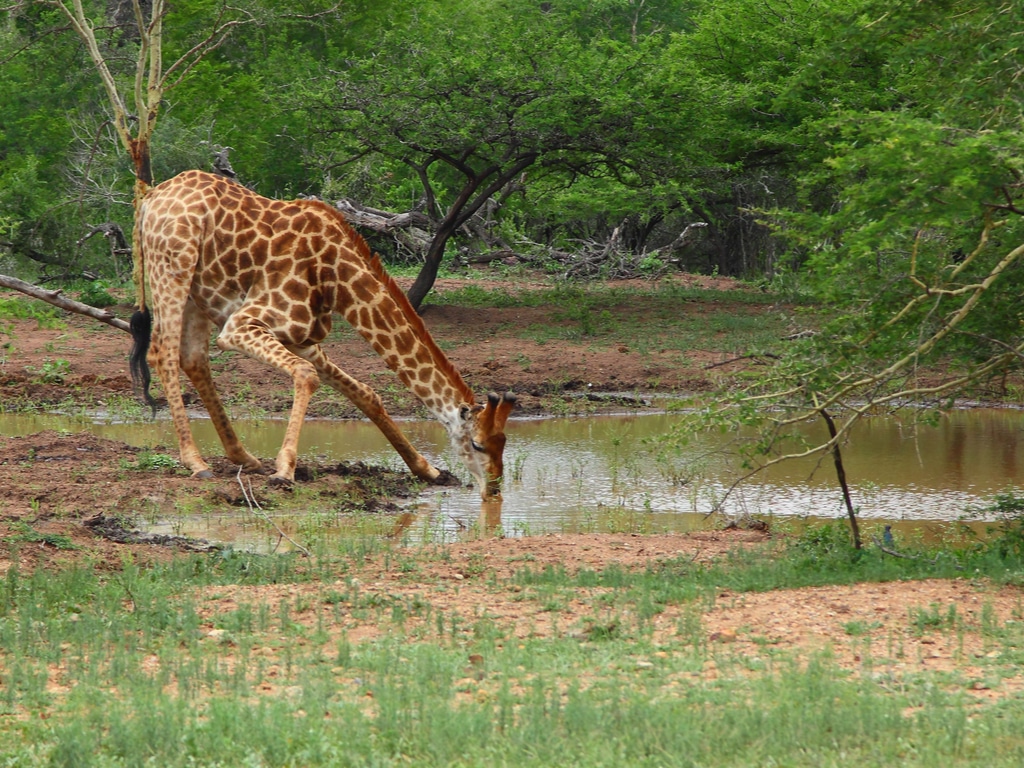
[338,214,477,406]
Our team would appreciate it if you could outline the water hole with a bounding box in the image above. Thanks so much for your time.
[4,408,1022,550]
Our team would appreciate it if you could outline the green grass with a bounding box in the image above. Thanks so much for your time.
[0,297,65,331]
[6,521,77,550]
[26,646,1021,767]
[429,280,785,311]
[3,524,1024,765]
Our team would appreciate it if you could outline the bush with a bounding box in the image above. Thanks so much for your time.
[77,281,118,308]
[977,492,1024,561]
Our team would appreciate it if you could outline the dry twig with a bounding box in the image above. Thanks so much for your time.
[235,467,311,557]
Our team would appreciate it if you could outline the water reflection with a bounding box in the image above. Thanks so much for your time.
[478,500,504,537]
[389,512,416,540]
[3,409,1024,543]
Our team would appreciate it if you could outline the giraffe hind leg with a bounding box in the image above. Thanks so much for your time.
[147,285,215,479]
[179,302,262,472]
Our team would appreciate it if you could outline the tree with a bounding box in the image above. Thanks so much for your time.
[648,0,897,277]
[305,0,682,308]
[0,0,258,299]
[49,0,169,187]
[1,1,429,283]
[660,0,1024,543]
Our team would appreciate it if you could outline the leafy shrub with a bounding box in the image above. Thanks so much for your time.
[976,492,1024,561]
[77,281,118,308]
[8,521,77,550]
[128,451,179,471]
[29,358,71,384]
[0,297,63,328]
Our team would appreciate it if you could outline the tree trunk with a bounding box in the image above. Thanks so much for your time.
[403,154,538,310]
[406,232,452,311]
[820,408,862,550]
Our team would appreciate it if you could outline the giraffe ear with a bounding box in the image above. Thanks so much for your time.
[493,392,516,432]
[460,403,484,421]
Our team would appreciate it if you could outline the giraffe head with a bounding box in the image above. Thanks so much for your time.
[453,392,516,499]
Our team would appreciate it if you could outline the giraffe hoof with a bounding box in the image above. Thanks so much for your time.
[240,457,263,472]
[193,469,215,480]
[268,475,294,489]
[430,469,462,488]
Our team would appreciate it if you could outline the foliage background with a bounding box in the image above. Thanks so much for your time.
[1,0,1022,387]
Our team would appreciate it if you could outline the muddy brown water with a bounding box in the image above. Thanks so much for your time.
[3,409,1021,548]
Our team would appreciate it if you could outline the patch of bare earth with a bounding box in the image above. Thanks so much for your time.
[699,580,1024,692]
[0,430,421,574]
[175,535,1024,704]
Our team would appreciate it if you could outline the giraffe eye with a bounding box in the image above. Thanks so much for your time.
[471,439,487,453]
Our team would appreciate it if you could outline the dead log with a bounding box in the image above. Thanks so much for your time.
[0,273,130,333]
[333,198,431,232]
[333,198,434,259]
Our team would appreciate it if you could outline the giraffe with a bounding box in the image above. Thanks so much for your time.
[128,170,515,499]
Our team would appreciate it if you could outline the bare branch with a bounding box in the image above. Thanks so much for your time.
[50,0,132,150]
[0,273,130,333]
[704,353,779,370]
[280,4,341,21]
[694,228,1024,520]
[235,467,311,557]
[162,7,257,90]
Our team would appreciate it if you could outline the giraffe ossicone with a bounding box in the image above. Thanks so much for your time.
[128,170,514,499]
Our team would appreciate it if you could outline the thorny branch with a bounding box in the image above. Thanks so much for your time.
[698,227,1024,519]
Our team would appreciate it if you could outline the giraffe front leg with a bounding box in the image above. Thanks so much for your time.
[217,318,320,487]
[295,345,459,486]
[266,360,319,486]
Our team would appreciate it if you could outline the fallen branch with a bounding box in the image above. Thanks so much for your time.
[871,535,964,569]
[704,353,780,370]
[76,222,129,255]
[333,198,433,259]
[334,198,431,232]
[0,239,65,266]
[0,273,130,333]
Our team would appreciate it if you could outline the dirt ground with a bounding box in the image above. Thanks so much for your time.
[2,275,1022,688]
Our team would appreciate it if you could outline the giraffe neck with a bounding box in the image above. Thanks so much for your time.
[337,246,476,427]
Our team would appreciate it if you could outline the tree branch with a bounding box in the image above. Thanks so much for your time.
[0,274,130,333]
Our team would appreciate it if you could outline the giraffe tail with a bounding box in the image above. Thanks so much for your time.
[132,178,151,312]
[129,307,157,417]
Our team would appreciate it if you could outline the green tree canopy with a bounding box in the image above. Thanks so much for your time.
[783,0,1024,375]
[303,0,688,307]
[662,0,1024,533]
